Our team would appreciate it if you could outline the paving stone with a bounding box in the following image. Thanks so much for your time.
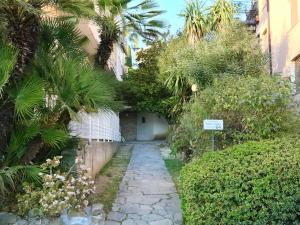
[92,203,104,216]
[141,214,165,222]
[0,212,19,225]
[126,214,140,220]
[105,143,183,225]
[13,220,28,225]
[149,219,173,225]
[107,212,126,222]
[105,221,120,225]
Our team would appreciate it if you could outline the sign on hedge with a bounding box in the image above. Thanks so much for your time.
[203,120,224,151]
[203,120,224,131]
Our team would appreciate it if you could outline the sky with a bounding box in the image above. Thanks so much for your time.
[129,0,252,51]
[143,0,252,36]
[156,0,186,35]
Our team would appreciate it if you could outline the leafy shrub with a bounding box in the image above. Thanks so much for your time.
[180,137,300,225]
[119,42,175,121]
[159,23,266,91]
[17,156,95,217]
[171,75,294,159]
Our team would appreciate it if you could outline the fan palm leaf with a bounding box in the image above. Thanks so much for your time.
[13,75,44,119]
[49,57,121,114]
[39,18,88,59]
[0,165,41,196]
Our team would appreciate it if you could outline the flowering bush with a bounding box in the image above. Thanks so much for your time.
[17,156,95,217]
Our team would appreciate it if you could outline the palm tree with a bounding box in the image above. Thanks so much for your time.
[0,19,121,196]
[0,38,17,154]
[0,0,94,79]
[209,0,236,30]
[13,19,121,164]
[181,0,236,44]
[181,1,208,44]
[94,0,165,69]
[0,0,95,151]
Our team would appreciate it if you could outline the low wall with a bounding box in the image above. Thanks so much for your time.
[78,141,120,178]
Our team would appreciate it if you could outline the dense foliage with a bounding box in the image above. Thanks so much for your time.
[159,23,266,92]
[170,75,294,159]
[0,1,120,203]
[119,42,174,121]
[180,137,300,225]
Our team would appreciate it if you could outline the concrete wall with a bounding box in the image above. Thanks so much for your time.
[137,112,169,141]
[120,111,169,141]
[257,0,300,77]
[77,141,119,178]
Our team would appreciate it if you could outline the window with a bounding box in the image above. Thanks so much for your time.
[291,0,299,27]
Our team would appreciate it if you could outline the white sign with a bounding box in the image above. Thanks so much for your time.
[203,120,224,131]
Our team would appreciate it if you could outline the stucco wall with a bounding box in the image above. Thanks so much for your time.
[77,141,119,178]
[257,0,300,77]
[137,112,169,141]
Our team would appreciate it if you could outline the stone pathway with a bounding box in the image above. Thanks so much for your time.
[105,143,183,225]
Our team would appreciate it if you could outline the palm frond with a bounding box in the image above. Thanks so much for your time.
[14,75,44,119]
[49,57,121,114]
[0,165,41,196]
[41,128,70,149]
[181,0,208,43]
[47,0,95,18]
[95,0,165,67]
[39,18,88,59]
[6,122,41,163]
[96,15,121,40]
[209,0,236,30]
[0,39,17,96]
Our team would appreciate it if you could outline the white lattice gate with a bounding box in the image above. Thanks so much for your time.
[69,110,121,142]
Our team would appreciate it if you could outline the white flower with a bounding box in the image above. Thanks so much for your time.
[55,175,65,181]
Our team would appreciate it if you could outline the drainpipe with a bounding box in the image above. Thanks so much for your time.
[266,0,273,75]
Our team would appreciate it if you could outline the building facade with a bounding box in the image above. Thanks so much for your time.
[256,0,300,91]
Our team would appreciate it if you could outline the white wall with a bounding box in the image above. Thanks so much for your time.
[137,112,169,141]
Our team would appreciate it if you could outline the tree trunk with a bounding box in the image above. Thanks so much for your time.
[95,33,115,70]
[0,12,40,151]
[0,99,15,152]
[8,14,40,80]
[20,136,44,164]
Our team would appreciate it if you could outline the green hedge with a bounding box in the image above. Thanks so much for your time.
[180,138,300,225]
[171,75,294,159]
